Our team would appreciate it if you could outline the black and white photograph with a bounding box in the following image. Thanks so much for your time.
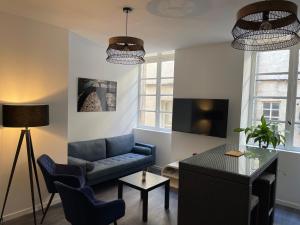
[77,77,117,112]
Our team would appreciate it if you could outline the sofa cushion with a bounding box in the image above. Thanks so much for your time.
[106,134,134,157]
[68,139,106,162]
[87,153,153,182]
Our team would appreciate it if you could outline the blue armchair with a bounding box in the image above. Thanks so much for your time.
[37,154,85,224]
[54,181,125,225]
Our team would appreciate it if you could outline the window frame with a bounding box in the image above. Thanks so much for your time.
[138,52,175,132]
[248,47,300,151]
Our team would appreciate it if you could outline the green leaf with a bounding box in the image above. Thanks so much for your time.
[234,114,286,149]
[270,136,277,149]
[246,134,252,144]
[261,115,267,127]
[234,128,244,133]
[244,127,251,134]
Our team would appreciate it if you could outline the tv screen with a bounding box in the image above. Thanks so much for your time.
[172,98,229,138]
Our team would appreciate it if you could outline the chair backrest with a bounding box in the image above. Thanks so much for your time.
[54,182,95,225]
[37,154,57,193]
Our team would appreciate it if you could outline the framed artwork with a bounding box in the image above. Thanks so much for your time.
[77,78,117,112]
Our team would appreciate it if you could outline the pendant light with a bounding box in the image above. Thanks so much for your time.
[232,0,300,51]
[106,7,145,65]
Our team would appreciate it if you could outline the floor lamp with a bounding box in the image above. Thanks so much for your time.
[0,104,49,225]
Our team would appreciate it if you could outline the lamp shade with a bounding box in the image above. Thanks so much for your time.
[2,105,49,128]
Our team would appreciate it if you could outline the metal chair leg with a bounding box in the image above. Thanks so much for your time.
[40,193,55,224]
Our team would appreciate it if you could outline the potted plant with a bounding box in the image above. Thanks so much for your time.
[234,115,286,149]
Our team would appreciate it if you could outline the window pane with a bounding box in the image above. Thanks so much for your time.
[294,99,300,123]
[160,113,172,129]
[161,61,174,77]
[140,96,156,111]
[297,74,300,97]
[254,99,286,122]
[298,49,300,72]
[140,79,157,95]
[294,124,300,147]
[272,110,279,117]
[141,63,157,79]
[272,103,280,110]
[255,80,288,97]
[139,111,156,127]
[263,103,270,109]
[256,50,289,73]
[160,96,173,112]
[256,74,288,80]
[160,79,174,95]
[263,110,271,116]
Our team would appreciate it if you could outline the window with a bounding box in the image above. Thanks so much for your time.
[138,52,175,131]
[249,48,300,150]
[263,102,280,121]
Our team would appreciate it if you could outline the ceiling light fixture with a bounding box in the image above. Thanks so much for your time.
[232,0,300,51]
[106,7,145,65]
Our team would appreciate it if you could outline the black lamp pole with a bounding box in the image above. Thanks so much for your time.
[0,105,49,225]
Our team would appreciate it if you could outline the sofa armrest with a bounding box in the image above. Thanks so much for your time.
[68,156,95,174]
[132,146,152,155]
[135,142,156,161]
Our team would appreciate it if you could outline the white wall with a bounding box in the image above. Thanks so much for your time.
[135,42,244,167]
[277,151,300,209]
[0,12,68,220]
[68,33,138,142]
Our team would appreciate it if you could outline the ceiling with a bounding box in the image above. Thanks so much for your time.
[1,0,300,53]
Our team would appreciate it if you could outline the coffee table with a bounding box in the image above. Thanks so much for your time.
[118,171,170,222]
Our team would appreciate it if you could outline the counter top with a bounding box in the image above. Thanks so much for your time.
[180,145,278,184]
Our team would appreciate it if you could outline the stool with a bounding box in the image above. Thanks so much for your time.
[253,173,276,225]
[250,195,259,225]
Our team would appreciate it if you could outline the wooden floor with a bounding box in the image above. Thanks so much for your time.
[3,181,300,225]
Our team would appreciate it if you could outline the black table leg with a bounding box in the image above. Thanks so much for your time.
[142,191,148,222]
[165,181,170,210]
[118,182,123,199]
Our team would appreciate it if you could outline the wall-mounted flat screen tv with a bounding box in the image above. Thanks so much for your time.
[172,98,229,138]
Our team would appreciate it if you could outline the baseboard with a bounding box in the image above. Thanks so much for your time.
[3,195,61,222]
[276,199,300,210]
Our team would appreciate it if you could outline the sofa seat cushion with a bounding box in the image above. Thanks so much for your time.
[68,139,106,162]
[106,134,134,157]
[87,153,152,181]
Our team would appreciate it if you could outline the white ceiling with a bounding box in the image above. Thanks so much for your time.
[1,0,300,53]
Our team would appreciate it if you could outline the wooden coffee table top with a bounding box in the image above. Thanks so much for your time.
[119,171,169,190]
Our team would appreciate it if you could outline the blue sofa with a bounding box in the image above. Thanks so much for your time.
[68,134,156,185]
